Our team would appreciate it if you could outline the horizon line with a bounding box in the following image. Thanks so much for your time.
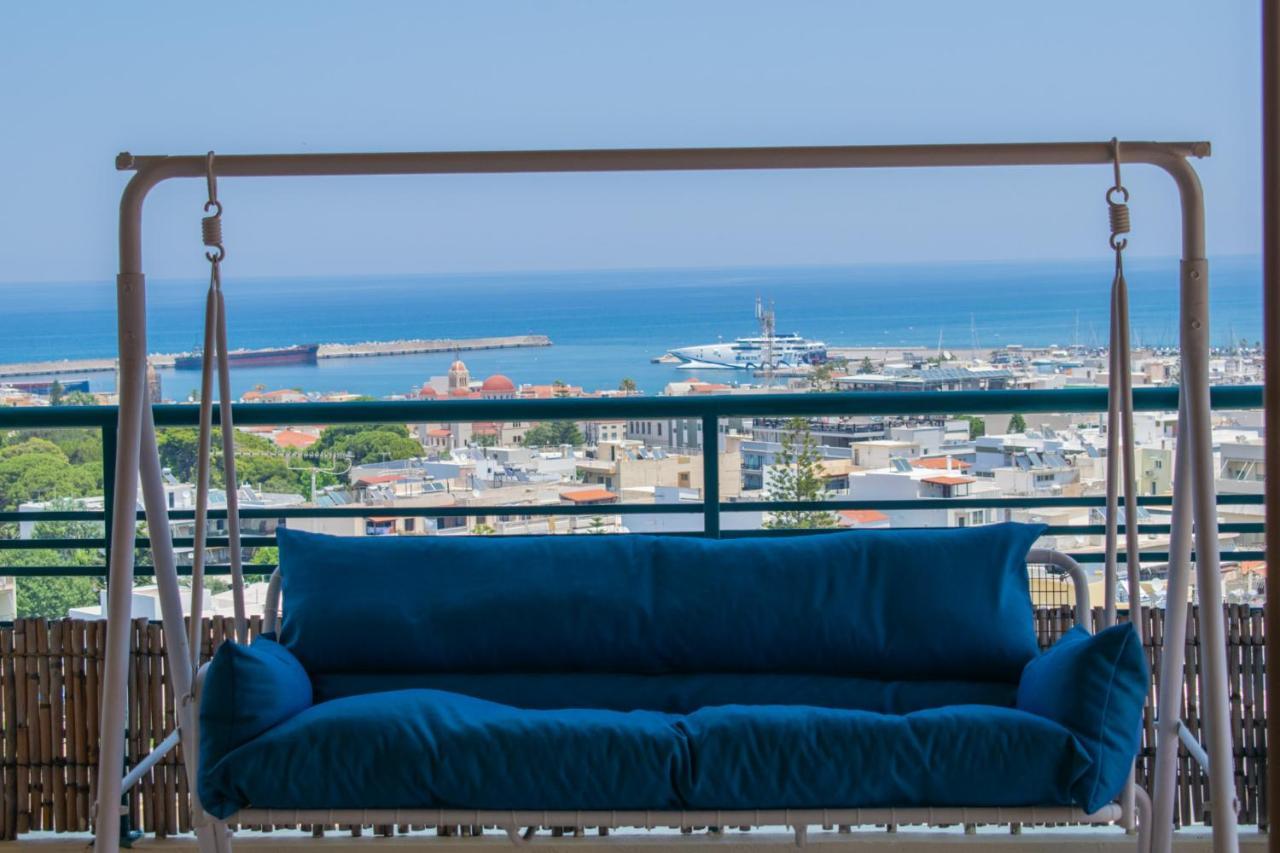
[0,252,1263,289]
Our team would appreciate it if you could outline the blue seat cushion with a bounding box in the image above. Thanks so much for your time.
[278,523,1045,682]
[309,671,1017,714]
[199,638,312,774]
[198,689,690,820]
[1016,623,1148,812]
[199,689,1096,818]
[678,704,1091,809]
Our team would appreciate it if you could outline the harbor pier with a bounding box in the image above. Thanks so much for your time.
[0,334,552,379]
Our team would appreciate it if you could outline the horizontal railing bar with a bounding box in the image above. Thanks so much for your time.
[117,141,1211,180]
[1,492,1265,525]
[0,565,254,577]
[1,522,1264,552]
[4,547,1265,576]
[1040,523,1264,536]
[0,511,106,522]
[723,494,1264,512]
[1065,550,1266,564]
[0,385,1261,430]
[0,536,272,550]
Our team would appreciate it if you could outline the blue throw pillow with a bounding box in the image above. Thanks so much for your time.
[199,637,313,773]
[1015,623,1148,812]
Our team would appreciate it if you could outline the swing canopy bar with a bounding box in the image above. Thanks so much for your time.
[116,140,1210,176]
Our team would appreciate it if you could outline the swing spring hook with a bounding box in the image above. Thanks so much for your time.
[1106,138,1130,252]
[202,151,225,264]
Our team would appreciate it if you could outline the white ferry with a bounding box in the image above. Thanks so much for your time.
[666,299,828,370]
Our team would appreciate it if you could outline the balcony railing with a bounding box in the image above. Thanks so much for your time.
[0,384,1265,586]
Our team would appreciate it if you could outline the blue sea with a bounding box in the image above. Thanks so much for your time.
[0,257,1262,398]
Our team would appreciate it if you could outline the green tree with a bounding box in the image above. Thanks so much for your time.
[763,418,838,530]
[1,510,105,618]
[233,436,303,494]
[48,380,64,406]
[16,575,99,619]
[522,421,584,448]
[472,433,498,448]
[156,428,204,483]
[308,424,422,467]
[809,359,847,392]
[857,356,877,374]
[4,427,102,468]
[587,516,607,534]
[618,378,637,395]
[156,427,306,495]
[63,390,98,406]
[1007,413,1028,433]
[472,523,496,536]
[0,438,99,509]
[964,416,986,439]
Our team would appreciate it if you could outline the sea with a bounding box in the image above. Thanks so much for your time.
[0,256,1263,399]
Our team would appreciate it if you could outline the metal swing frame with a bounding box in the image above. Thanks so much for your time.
[97,140,1233,853]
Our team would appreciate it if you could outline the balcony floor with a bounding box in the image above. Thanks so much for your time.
[0,827,1268,851]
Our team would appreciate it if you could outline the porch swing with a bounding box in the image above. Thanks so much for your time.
[94,141,1236,853]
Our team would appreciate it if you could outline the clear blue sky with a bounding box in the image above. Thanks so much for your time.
[0,2,1262,284]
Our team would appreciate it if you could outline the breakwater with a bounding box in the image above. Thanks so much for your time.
[0,335,552,379]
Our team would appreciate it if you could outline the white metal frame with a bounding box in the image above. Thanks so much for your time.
[96,141,1232,853]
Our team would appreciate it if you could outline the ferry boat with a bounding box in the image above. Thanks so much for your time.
[173,343,319,370]
[666,299,827,370]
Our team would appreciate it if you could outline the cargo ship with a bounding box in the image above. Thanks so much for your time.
[173,343,319,370]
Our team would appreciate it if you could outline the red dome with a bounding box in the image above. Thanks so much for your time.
[481,374,516,393]
[419,384,438,398]
[449,387,473,397]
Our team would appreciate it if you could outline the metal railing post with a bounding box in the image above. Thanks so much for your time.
[100,422,117,573]
[702,414,720,538]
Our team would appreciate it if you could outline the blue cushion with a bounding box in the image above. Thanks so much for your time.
[198,688,690,819]
[678,704,1091,809]
[278,523,1045,682]
[198,638,312,778]
[309,671,1017,714]
[1016,623,1148,812]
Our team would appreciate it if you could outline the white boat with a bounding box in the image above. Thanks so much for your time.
[666,299,828,370]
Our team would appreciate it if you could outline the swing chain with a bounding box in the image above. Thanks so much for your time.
[1107,138,1131,254]
[202,151,225,264]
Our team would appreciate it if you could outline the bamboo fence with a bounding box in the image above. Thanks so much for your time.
[0,606,1268,839]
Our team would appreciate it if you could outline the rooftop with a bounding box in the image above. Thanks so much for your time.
[560,487,619,504]
[921,475,976,486]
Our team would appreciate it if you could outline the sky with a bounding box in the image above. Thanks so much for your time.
[0,2,1263,284]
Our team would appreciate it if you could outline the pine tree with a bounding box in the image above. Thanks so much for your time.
[763,417,838,529]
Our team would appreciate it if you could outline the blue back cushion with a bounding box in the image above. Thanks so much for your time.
[308,671,1019,713]
[198,637,313,775]
[278,523,1044,682]
[1016,623,1148,812]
